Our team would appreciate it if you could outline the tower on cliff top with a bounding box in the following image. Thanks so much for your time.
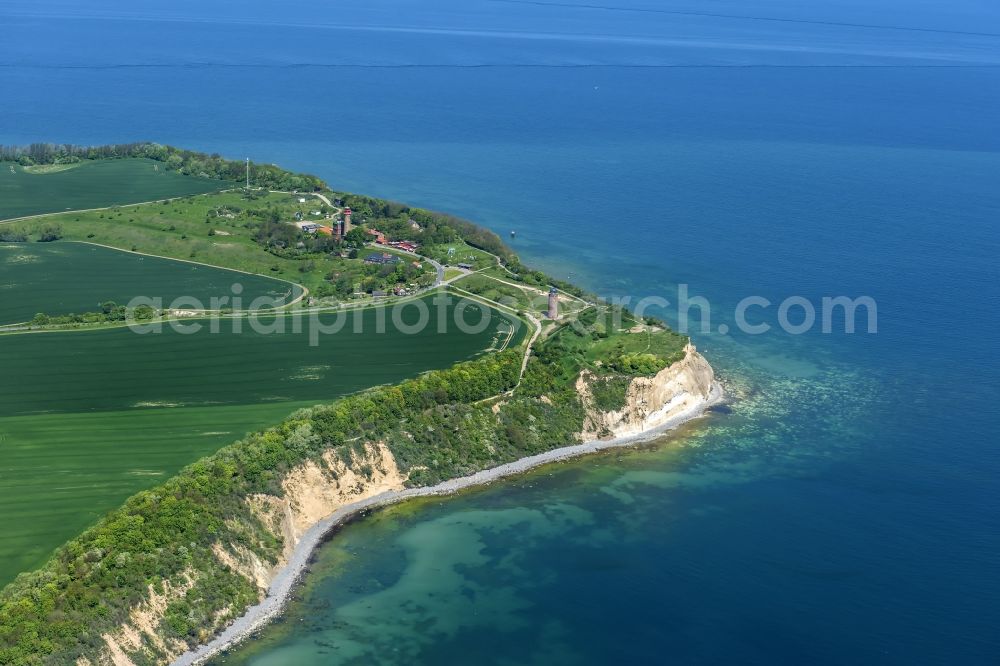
[548,287,559,320]
[343,207,353,234]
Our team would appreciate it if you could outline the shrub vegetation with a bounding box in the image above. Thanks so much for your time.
[0,147,692,665]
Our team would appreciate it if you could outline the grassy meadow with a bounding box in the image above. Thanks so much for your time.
[554,306,689,366]
[422,239,498,270]
[452,272,544,311]
[0,159,228,220]
[6,190,436,296]
[0,242,300,325]
[0,295,522,586]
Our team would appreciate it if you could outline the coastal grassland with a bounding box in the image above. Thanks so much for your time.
[478,261,549,285]
[451,272,543,312]
[554,307,689,369]
[8,191,330,291]
[443,267,465,281]
[0,241,299,325]
[472,263,593,319]
[421,239,497,270]
[453,271,589,320]
[0,159,228,220]
[516,306,689,407]
[7,190,437,297]
[0,295,522,588]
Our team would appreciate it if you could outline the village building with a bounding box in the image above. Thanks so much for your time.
[389,240,419,252]
[364,252,400,265]
[295,221,320,234]
[330,219,345,241]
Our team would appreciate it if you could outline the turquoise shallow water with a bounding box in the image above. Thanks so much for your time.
[2,0,1000,663]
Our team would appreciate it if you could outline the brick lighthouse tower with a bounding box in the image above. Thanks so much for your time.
[548,287,559,320]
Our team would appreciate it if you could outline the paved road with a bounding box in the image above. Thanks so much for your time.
[372,242,451,285]
[312,192,335,209]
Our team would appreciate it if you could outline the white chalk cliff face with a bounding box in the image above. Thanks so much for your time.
[97,350,717,666]
[578,344,716,440]
[244,442,406,588]
[90,443,405,666]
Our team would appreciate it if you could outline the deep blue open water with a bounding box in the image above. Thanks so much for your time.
[2,1,999,663]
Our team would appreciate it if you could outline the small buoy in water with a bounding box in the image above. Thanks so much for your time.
[510,230,516,238]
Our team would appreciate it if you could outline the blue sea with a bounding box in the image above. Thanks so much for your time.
[3,1,999,663]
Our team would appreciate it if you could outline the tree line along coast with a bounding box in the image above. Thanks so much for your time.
[0,143,720,666]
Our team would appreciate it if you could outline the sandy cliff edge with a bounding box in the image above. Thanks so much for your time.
[578,343,716,441]
[155,346,723,666]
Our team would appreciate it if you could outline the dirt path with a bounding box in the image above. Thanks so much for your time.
[448,284,543,389]
[485,272,587,305]
[311,192,335,209]
[77,241,309,310]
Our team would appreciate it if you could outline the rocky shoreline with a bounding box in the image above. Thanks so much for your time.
[171,381,724,666]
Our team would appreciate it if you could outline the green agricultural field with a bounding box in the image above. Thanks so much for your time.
[0,242,301,325]
[0,295,523,587]
[0,158,228,220]
[0,401,309,590]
